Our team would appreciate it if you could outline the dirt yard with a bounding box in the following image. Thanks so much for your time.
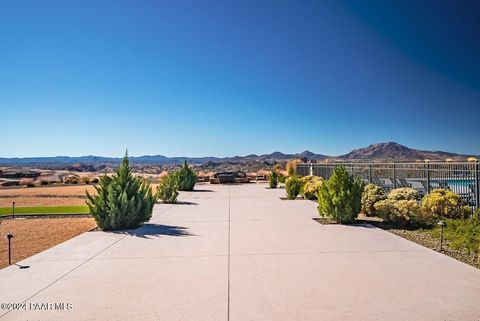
[0,184,158,207]
[0,185,96,207]
[0,217,97,269]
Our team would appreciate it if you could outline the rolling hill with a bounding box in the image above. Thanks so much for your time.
[0,142,476,166]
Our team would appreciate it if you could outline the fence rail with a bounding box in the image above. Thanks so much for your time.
[296,162,480,210]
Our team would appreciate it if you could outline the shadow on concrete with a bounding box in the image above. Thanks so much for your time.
[190,189,214,192]
[114,224,195,238]
[343,223,376,229]
[312,218,376,229]
[176,201,199,205]
[14,263,30,269]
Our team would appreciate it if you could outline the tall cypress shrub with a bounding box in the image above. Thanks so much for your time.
[176,160,197,191]
[86,152,156,230]
[318,166,363,224]
[269,169,278,188]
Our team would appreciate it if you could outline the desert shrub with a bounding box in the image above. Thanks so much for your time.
[64,175,80,184]
[374,187,434,226]
[286,159,301,176]
[301,175,323,200]
[176,160,197,191]
[269,170,278,189]
[361,184,387,216]
[440,218,480,260]
[90,177,100,184]
[278,173,287,183]
[86,153,156,230]
[374,199,429,226]
[20,178,35,187]
[474,208,480,220]
[388,187,419,201]
[421,189,467,219]
[81,176,91,184]
[317,166,363,224]
[157,172,179,203]
[285,176,302,200]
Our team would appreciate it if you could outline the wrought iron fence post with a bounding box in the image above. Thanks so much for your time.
[392,162,396,189]
[475,161,479,211]
[426,163,431,194]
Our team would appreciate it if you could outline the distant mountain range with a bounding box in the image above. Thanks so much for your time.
[338,142,473,161]
[0,142,477,166]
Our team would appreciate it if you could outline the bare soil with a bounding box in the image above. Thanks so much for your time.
[0,185,96,207]
[0,184,158,207]
[0,217,97,269]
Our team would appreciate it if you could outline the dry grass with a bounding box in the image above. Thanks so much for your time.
[0,184,158,207]
[0,185,95,207]
[0,217,97,269]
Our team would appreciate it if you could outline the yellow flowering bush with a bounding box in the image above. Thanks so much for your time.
[421,189,467,219]
[301,176,323,200]
[361,184,387,216]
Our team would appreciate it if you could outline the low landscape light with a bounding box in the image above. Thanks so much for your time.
[12,201,15,218]
[6,233,14,265]
[437,221,446,252]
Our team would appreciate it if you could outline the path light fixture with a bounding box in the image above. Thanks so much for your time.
[437,221,446,252]
[12,201,15,218]
[6,233,14,265]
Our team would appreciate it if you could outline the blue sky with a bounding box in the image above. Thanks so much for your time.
[1,0,479,157]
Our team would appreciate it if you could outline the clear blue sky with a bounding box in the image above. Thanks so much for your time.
[1,0,479,157]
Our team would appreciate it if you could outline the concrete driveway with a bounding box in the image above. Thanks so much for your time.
[0,184,479,320]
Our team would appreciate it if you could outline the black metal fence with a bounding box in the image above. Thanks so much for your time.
[296,162,480,210]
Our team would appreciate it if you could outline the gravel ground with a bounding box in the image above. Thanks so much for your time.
[0,217,97,269]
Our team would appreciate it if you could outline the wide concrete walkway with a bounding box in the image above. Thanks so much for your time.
[0,184,479,320]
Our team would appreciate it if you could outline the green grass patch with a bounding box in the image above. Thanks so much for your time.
[0,206,90,216]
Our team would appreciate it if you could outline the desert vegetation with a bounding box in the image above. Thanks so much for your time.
[432,214,480,262]
[269,169,278,189]
[421,189,470,219]
[361,184,386,216]
[356,183,480,266]
[285,176,302,200]
[157,172,179,203]
[317,166,363,224]
[86,153,156,230]
[300,175,323,200]
[176,160,197,191]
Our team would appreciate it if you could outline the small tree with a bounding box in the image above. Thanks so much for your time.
[86,152,156,230]
[157,172,179,203]
[317,166,363,224]
[285,176,302,199]
[269,169,278,189]
[176,160,197,191]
